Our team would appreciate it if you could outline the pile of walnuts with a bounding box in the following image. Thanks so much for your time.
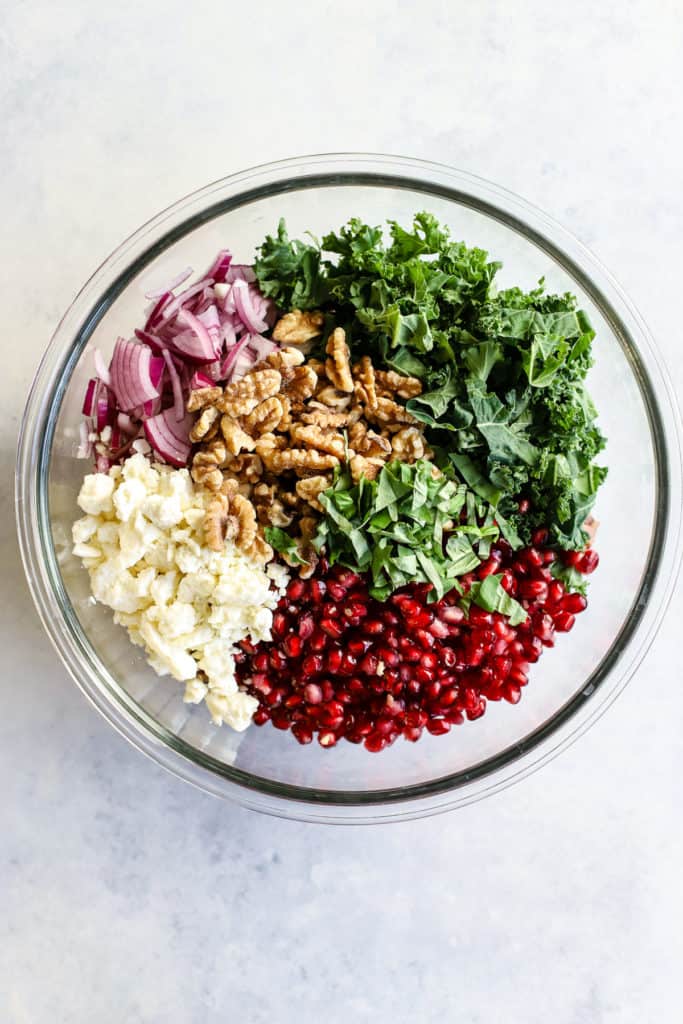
[188,313,431,572]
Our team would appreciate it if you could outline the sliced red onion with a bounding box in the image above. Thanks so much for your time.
[135,327,166,353]
[232,279,267,334]
[190,370,216,390]
[222,321,237,350]
[203,360,222,382]
[160,280,208,322]
[149,355,165,390]
[221,332,252,380]
[248,334,278,361]
[226,264,256,284]
[82,247,275,472]
[110,338,160,412]
[198,304,221,344]
[204,249,232,283]
[93,348,111,386]
[145,266,193,300]
[96,398,112,433]
[144,409,194,467]
[163,349,185,423]
[82,378,98,417]
[142,398,161,418]
[174,308,218,361]
[231,350,256,381]
[144,291,173,330]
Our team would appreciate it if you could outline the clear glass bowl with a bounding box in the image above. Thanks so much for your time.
[16,154,683,823]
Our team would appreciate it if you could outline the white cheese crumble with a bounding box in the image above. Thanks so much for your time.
[72,453,289,730]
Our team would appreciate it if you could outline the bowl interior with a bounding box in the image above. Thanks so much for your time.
[44,176,660,801]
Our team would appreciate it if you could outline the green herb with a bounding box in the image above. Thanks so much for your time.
[466,574,527,626]
[264,527,307,566]
[313,459,494,602]
[254,212,607,553]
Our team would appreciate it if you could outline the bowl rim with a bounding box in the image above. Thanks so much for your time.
[15,153,683,823]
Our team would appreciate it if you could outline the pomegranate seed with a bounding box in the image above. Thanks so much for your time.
[320,618,343,639]
[326,582,347,601]
[309,580,326,604]
[272,612,287,638]
[499,570,516,594]
[519,580,548,603]
[561,592,588,614]
[405,709,428,728]
[577,549,600,574]
[362,618,384,636]
[518,498,531,513]
[332,569,362,589]
[524,547,543,568]
[339,652,358,676]
[364,734,386,753]
[343,601,368,620]
[477,555,502,579]
[287,578,306,601]
[303,683,323,704]
[439,605,465,624]
[426,718,451,736]
[291,723,313,744]
[554,611,576,632]
[547,581,565,606]
[469,606,494,626]
[297,613,315,640]
[252,707,270,726]
[301,654,322,677]
[253,652,270,672]
[271,711,291,730]
[441,648,457,668]
[532,527,549,546]
[326,647,343,673]
[283,634,303,658]
[309,629,327,652]
[503,683,522,704]
[535,613,555,646]
[320,680,335,702]
[318,730,338,748]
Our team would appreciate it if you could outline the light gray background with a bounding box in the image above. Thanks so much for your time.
[2,2,682,1022]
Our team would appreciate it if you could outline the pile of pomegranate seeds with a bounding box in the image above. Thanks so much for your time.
[234,536,599,753]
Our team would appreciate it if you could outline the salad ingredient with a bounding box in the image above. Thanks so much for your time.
[272,309,325,347]
[313,458,523,609]
[237,539,593,751]
[143,408,195,467]
[254,213,606,550]
[72,453,289,729]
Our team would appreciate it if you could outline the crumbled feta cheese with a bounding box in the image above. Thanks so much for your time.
[73,456,290,731]
[184,678,209,704]
[77,472,115,515]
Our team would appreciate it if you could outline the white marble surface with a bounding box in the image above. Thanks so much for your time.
[2,2,683,1021]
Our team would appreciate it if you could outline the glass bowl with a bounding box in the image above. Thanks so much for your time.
[16,154,683,823]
